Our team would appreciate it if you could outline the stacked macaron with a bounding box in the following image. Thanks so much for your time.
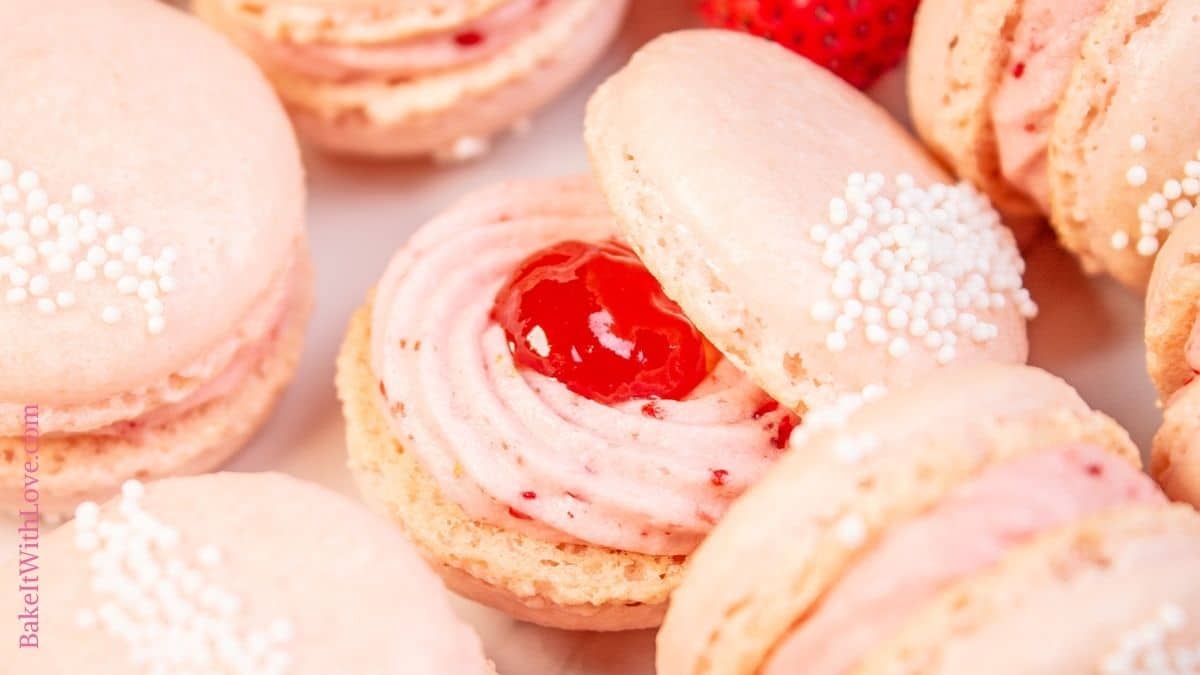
[658,363,1200,675]
[0,0,312,515]
[910,0,1200,289]
[194,0,630,159]
[5,472,494,674]
[1147,210,1200,507]
[336,30,1037,631]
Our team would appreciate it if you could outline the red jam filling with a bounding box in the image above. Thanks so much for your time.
[492,240,713,404]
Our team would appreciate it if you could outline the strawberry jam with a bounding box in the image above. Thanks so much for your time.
[492,240,712,404]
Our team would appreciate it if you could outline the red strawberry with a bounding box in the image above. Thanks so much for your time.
[698,0,919,89]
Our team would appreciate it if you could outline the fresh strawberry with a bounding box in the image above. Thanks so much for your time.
[698,0,919,89]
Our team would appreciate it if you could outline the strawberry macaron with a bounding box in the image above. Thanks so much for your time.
[910,0,1200,288]
[656,363,1198,675]
[0,0,312,515]
[4,473,494,674]
[194,0,630,160]
[1147,210,1200,507]
[336,30,1036,631]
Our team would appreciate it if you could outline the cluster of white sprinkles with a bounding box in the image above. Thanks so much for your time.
[1115,134,1200,257]
[789,383,887,450]
[810,173,1037,363]
[0,160,177,334]
[73,481,293,674]
[1101,603,1200,674]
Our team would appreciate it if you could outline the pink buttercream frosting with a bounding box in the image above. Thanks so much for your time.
[370,181,791,556]
[762,444,1163,675]
[242,0,560,81]
[990,0,1106,210]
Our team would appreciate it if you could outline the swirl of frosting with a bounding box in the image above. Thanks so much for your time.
[370,178,790,555]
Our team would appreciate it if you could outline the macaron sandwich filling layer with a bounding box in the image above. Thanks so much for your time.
[989,0,1107,211]
[370,180,794,556]
[762,444,1164,675]
[95,252,305,438]
[0,246,305,439]
[234,0,562,81]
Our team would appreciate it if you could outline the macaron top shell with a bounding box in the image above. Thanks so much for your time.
[6,472,493,674]
[0,0,304,405]
[586,30,1033,412]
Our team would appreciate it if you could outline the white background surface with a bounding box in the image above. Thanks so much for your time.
[15,1,1165,673]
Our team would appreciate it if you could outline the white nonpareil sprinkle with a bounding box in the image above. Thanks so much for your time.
[1100,603,1198,674]
[433,135,491,164]
[72,481,294,674]
[809,173,1036,365]
[0,161,177,333]
[789,383,888,450]
[832,433,879,464]
[833,513,868,548]
[1117,137,1200,257]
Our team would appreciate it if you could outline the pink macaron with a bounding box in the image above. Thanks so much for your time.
[656,363,1193,675]
[4,472,494,674]
[194,0,631,160]
[0,0,312,515]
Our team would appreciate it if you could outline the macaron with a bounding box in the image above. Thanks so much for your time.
[337,30,1037,631]
[4,472,494,674]
[910,0,1200,289]
[905,0,1048,241]
[585,30,1035,412]
[1146,209,1200,506]
[0,0,312,516]
[194,0,630,160]
[656,363,1168,675]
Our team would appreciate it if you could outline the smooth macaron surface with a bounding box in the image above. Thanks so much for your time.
[0,0,303,407]
[586,30,1033,413]
[3,472,493,674]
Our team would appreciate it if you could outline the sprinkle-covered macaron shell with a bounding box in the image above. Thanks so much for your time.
[585,30,1031,411]
[0,163,178,334]
[1050,0,1200,289]
[4,472,495,675]
[0,0,303,404]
